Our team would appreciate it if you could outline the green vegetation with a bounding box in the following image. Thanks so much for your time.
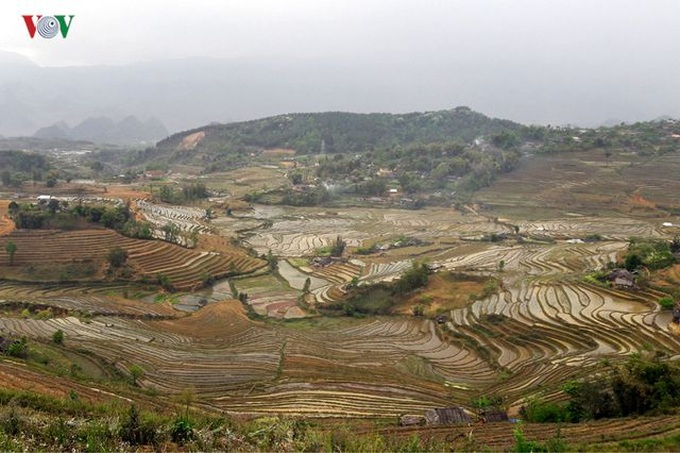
[513,424,567,453]
[9,201,155,242]
[106,246,129,268]
[0,150,52,188]
[659,296,676,310]
[0,389,469,452]
[393,262,429,294]
[327,263,429,316]
[4,336,28,359]
[129,364,145,386]
[51,329,64,345]
[4,241,16,266]
[158,182,209,203]
[521,353,680,423]
[624,238,676,271]
[155,107,522,157]
[330,235,346,257]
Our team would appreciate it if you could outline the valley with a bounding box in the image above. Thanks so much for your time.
[1,112,680,450]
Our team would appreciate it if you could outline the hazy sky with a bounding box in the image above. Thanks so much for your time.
[2,0,678,66]
[1,0,680,126]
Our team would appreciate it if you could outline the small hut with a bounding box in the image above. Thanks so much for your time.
[606,269,637,290]
[425,407,472,425]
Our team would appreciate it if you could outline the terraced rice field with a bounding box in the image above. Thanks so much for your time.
[136,200,213,240]
[369,414,680,451]
[0,198,679,420]
[0,228,264,291]
[475,148,680,219]
[225,273,307,319]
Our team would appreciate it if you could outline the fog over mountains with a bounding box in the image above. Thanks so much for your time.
[0,48,677,142]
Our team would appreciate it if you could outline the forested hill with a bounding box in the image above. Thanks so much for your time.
[153,107,522,155]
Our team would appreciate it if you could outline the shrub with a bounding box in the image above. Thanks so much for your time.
[659,296,675,310]
[519,398,571,423]
[156,273,175,292]
[129,364,144,386]
[0,407,22,436]
[119,404,156,446]
[393,262,429,294]
[170,415,194,444]
[6,337,28,358]
[330,236,346,257]
[52,329,64,345]
[106,247,129,268]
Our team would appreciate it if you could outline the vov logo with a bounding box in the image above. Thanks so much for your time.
[22,15,75,39]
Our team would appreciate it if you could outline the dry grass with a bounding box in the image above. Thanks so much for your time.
[203,166,290,198]
[394,272,488,316]
[261,148,296,157]
[475,149,680,219]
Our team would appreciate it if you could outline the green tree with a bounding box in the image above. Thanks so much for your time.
[52,329,64,344]
[159,185,175,203]
[106,246,129,268]
[394,262,429,294]
[7,201,19,215]
[659,296,676,310]
[5,241,17,266]
[162,222,180,243]
[266,250,278,270]
[624,253,643,271]
[330,236,346,257]
[6,336,28,358]
[90,161,104,172]
[47,198,60,214]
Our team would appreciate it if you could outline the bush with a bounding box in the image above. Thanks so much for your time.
[393,262,429,294]
[106,247,129,268]
[119,404,158,446]
[52,329,64,345]
[659,296,676,310]
[6,337,28,359]
[625,238,676,270]
[330,236,346,257]
[0,407,22,436]
[170,415,194,444]
[156,273,175,292]
[519,398,572,423]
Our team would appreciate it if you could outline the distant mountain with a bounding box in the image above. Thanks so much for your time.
[34,116,168,145]
[3,50,679,139]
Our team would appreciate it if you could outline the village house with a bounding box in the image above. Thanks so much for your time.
[425,407,472,425]
[606,268,637,290]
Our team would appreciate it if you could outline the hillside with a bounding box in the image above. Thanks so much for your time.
[139,107,520,163]
[128,107,528,200]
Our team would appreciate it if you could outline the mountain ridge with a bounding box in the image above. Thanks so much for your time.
[34,116,168,145]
